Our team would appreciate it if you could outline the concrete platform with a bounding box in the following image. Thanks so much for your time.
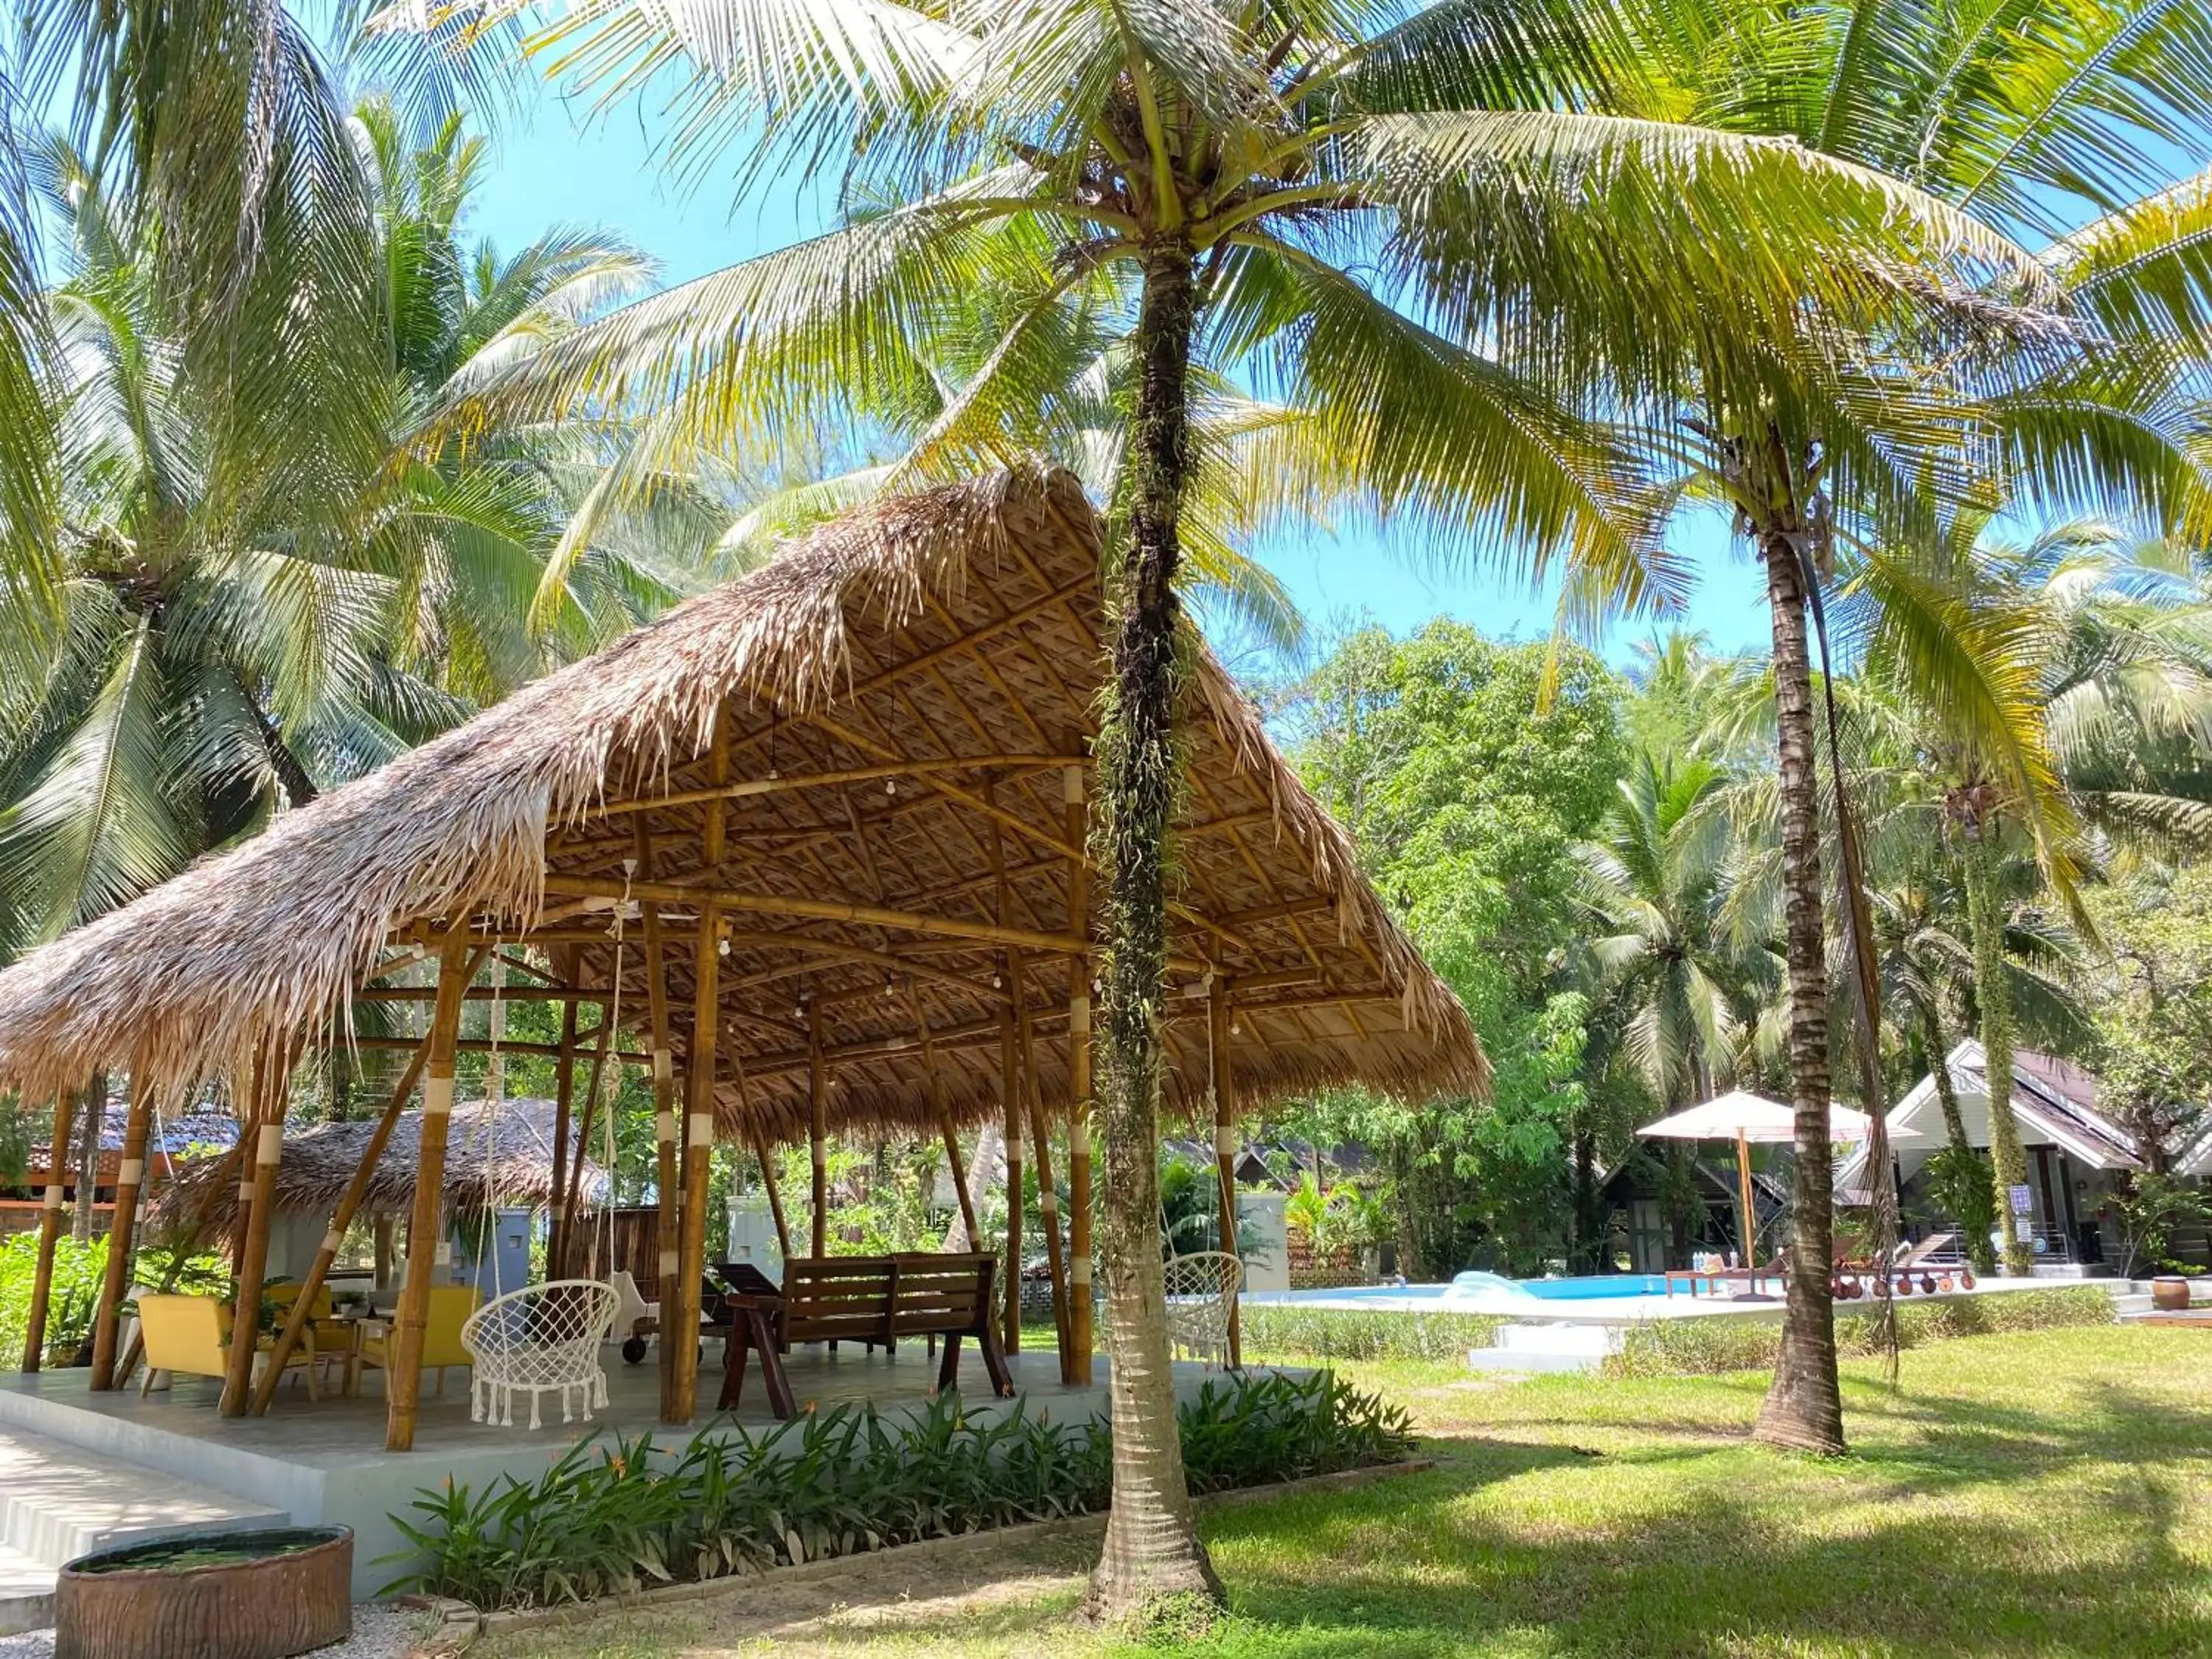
[0,1344,1229,1598]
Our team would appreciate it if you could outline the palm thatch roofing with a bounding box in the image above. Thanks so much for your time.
[0,467,1486,1143]
[154,1099,609,1242]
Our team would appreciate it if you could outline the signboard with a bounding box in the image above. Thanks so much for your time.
[2008,1183,2034,1216]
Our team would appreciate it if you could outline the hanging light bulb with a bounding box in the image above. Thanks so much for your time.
[885,779,897,796]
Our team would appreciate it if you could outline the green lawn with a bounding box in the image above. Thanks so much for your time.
[485,1326,2212,1658]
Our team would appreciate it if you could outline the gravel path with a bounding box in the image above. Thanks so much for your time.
[0,1602,429,1659]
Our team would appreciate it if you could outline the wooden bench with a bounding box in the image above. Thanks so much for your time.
[716,1253,1013,1419]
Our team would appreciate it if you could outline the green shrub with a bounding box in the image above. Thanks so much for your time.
[0,1234,108,1367]
[1601,1287,2119,1379]
[385,1370,1412,1612]
[1238,1304,1503,1362]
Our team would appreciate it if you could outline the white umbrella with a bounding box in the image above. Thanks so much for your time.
[1638,1092,1873,1268]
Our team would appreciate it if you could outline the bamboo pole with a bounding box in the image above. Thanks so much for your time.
[1001,1000,1023,1352]
[88,1082,156,1389]
[22,1088,78,1372]
[668,902,721,1423]
[546,998,580,1280]
[808,1002,828,1256]
[1063,761,1094,1384]
[114,1135,250,1390]
[905,986,979,1251]
[386,925,473,1453]
[1735,1131,1759,1267]
[555,1016,613,1279]
[1209,977,1243,1368]
[221,1045,294,1415]
[251,1030,440,1415]
[639,824,683,1417]
[751,1132,793,1261]
[1021,1004,1072,1380]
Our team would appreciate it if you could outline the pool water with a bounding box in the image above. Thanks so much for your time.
[1243,1271,1672,1310]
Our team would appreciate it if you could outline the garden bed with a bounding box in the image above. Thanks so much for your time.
[385,1370,1414,1615]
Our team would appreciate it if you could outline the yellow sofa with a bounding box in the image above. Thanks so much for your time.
[136,1293,321,1399]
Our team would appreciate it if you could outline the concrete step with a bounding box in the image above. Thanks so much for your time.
[0,1541,53,1637]
[0,1422,287,1573]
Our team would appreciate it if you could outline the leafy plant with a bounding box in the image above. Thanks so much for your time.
[1238,1306,1503,1364]
[2110,1175,2212,1277]
[384,1371,1409,1611]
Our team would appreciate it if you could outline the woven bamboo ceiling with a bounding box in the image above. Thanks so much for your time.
[0,469,1486,1141]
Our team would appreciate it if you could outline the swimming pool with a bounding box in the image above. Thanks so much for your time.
[1242,1271,1672,1312]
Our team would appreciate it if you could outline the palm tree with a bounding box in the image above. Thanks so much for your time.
[0,108,656,955]
[1613,0,2212,1453]
[1576,751,1777,1258]
[404,0,2119,1585]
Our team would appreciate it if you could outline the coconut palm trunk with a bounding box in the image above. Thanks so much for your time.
[1750,528,1847,1456]
[1962,827,2031,1276]
[1083,241,1222,1621]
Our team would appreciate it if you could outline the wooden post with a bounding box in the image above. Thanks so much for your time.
[751,1132,793,1261]
[639,824,684,1416]
[546,995,580,1278]
[387,925,473,1453]
[1021,1006,1072,1380]
[1063,761,1094,1384]
[808,1001,828,1256]
[1209,975,1242,1369]
[89,1083,156,1389]
[1735,1131,1759,1267]
[222,1045,293,1416]
[668,902,721,1424]
[253,1032,439,1414]
[23,1088,77,1372]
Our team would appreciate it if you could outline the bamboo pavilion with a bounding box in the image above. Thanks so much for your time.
[0,467,1486,1452]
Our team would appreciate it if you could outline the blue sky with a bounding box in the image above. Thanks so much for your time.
[465,92,1778,670]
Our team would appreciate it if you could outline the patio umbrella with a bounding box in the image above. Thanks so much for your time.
[1638,1091,1874,1271]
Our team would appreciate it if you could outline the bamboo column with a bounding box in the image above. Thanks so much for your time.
[1063,760,1094,1383]
[999,997,1023,1352]
[554,1016,613,1277]
[252,1032,439,1415]
[22,1088,78,1372]
[387,925,473,1453]
[1020,1006,1072,1377]
[88,1083,156,1389]
[546,996,580,1277]
[667,902,721,1423]
[638,824,683,1416]
[906,985,980,1251]
[808,1001,828,1256]
[1208,975,1243,1368]
[222,1046,295,1416]
[113,1136,248,1391]
[750,1131,793,1261]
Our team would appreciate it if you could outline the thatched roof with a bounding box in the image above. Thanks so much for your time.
[0,468,1486,1142]
[155,1099,609,1240]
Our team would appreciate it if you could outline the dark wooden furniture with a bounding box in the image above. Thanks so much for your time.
[716,1252,1013,1419]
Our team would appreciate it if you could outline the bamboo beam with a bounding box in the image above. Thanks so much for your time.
[1209,978,1242,1369]
[546,998,580,1279]
[1063,762,1095,1384]
[542,873,1096,959]
[88,1083,155,1389]
[808,1001,828,1256]
[341,1037,647,1058]
[252,1029,440,1416]
[668,902,722,1423]
[352,987,611,1004]
[22,1089,77,1372]
[720,931,992,1000]
[387,925,473,1453]
[587,754,1084,818]
[222,1046,293,1415]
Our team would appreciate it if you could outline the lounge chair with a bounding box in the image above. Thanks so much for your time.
[1665,1257,1784,1298]
[347,1284,479,1398]
[1833,1234,1974,1298]
[136,1294,321,1399]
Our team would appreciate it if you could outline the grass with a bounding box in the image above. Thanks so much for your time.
[484,1325,2212,1657]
